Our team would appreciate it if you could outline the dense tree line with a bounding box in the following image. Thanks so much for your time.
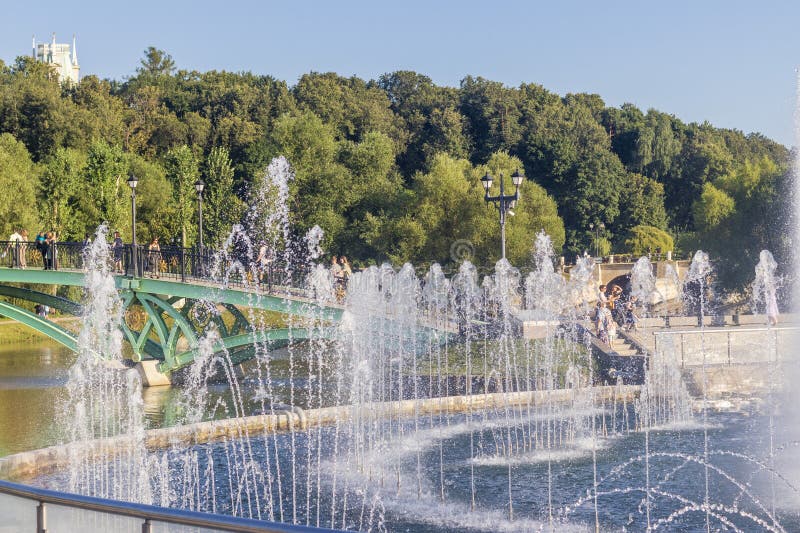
[0,48,791,289]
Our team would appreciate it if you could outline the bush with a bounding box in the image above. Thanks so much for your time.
[624,225,674,256]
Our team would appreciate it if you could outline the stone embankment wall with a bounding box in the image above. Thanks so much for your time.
[0,385,640,481]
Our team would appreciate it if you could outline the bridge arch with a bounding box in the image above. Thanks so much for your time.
[0,268,344,384]
[0,300,77,351]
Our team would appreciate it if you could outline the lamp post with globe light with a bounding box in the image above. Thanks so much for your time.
[127,173,139,277]
[194,179,205,276]
[481,169,524,261]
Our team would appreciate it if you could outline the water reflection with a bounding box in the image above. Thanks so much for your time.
[0,339,330,455]
[0,341,75,455]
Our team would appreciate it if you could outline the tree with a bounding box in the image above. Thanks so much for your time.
[137,47,176,79]
[0,57,75,161]
[164,145,199,247]
[0,133,39,237]
[203,146,244,246]
[668,129,732,229]
[459,76,522,163]
[692,183,735,232]
[128,154,176,243]
[615,173,669,235]
[265,111,353,247]
[78,140,129,235]
[293,72,400,142]
[401,151,565,267]
[40,148,86,239]
[378,71,467,175]
[624,225,674,256]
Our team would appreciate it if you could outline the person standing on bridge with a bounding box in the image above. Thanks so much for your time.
[255,241,273,285]
[43,231,56,270]
[4,229,24,268]
[147,237,161,279]
[112,232,124,273]
[34,232,46,267]
[17,229,28,268]
[340,256,352,279]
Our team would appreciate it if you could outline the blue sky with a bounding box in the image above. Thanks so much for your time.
[2,0,799,146]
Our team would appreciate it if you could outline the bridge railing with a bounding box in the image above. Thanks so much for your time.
[1,241,314,297]
[0,478,336,532]
[123,244,311,292]
[0,240,87,271]
[653,325,799,367]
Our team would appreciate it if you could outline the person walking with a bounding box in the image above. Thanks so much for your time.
[147,237,161,278]
[623,298,639,331]
[330,255,342,279]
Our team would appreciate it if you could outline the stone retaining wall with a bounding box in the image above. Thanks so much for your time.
[0,385,640,482]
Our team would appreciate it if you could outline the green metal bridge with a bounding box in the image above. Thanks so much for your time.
[0,266,343,384]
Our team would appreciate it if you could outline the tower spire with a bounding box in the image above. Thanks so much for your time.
[72,34,78,66]
[32,35,36,59]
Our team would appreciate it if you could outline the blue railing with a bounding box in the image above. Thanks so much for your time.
[0,478,342,532]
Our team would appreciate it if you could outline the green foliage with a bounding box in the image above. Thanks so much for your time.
[128,154,174,242]
[624,225,674,256]
[164,145,199,246]
[0,133,39,237]
[376,151,565,267]
[77,140,129,235]
[40,148,86,238]
[692,183,735,232]
[615,173,669,234]
[0,49,790,292]
[689,155,787,290]
[203,146,245,247]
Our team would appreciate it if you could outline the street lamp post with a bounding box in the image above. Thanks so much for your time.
[481,169,524,260]
[127,173,139,277]
[194,179,205,277]
[589,222,605,259]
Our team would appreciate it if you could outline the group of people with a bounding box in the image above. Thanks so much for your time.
[110,232,160,277]
[595,283,638,345]
[4,229,59,270]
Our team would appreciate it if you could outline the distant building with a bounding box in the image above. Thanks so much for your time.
[32,33,79,84]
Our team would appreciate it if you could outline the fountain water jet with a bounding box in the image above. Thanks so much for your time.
[19,156,799,532]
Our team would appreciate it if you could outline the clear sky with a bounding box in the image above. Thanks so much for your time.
[2,0,799,146]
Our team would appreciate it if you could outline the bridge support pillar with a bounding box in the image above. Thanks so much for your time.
[136,360,171,387]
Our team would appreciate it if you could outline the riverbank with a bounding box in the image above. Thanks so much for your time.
[0,317,81,344]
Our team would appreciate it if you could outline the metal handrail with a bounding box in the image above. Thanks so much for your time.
[0,240,314,295]
[0,478,340,533]
[652,325,800,336]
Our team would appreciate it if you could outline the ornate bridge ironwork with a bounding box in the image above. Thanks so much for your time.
[0,261,341,381]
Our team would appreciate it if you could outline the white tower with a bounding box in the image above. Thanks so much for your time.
[32,33,80,84]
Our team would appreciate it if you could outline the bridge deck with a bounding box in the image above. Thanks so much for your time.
[0,267,344,321]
